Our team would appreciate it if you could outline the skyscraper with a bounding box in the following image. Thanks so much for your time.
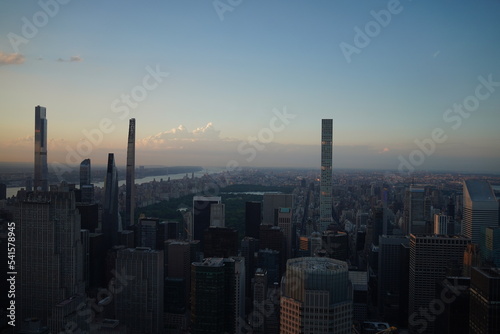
[102,153,120,249]
[469,267,500,334]
[262,193,293,226]
[277,207,293,261]
[79,159,94,203]
[190,257,246,334]
[320,118,333,231]
[245,201,261,239]
[192,196,221,248]
[15,190,85,331]
[405,186,426,234]
[34,105,48,191]
[462,180,499,244]
[280,257,352,334]
[408,234,470,334]
[115,247,164,334]
[125,118,136,227]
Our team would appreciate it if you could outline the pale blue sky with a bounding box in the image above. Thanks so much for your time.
[0,0,499,172]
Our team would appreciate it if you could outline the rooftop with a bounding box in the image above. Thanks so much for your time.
[464,180,496,202]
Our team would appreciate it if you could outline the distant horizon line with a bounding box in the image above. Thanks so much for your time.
[0,161,498,176]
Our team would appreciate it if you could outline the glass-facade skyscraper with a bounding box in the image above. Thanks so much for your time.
[34,105,48,191]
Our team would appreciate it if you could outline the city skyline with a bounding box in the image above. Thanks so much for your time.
[1,1,500,173]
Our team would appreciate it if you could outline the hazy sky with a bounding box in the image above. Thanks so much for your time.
[1,0,499,173]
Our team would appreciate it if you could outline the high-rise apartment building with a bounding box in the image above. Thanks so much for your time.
[125,118,136,227]
[462,180,498,244]
[320,118,333,231]
[15,190,85,331]
[280,257,352,334]
[102,153,120,249]
[34,105,48,191]
[408,234,470,334]
[115,247,164,334]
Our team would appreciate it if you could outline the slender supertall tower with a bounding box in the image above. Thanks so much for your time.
[34,105,48,191]
[103,153,119,248]
[126,118,136,227]
[320,118,333,231]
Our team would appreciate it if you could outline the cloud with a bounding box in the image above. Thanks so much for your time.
[139,122,223,149]
[56,55,83,62]
[380,147,390,153]
[0,52,25,65]
[433,50,441,58]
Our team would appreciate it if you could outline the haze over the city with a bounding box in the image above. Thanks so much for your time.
[1,1,499,173]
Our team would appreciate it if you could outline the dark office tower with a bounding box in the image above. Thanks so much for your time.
[322,230,349,261]
[14,191,85,331]
[241,236,259,309]
[80,158,91,186]
[190,258,232,334]
[469,267,500,334]
[408,234,470,334]
[76,202,99,232]
[34,105,48,191]
[262,193,293,226]
[245,201,262,239]
[137,217,165,250]
[115,247,164,334]
[259,224,286,276]
[404,186,426,235]
[251,268,268,333]
[88,233,105,290]
[102,153,119,249]
[257,249,281,285]
[79,159,94,203]
[320,118,333,232]
[125,118,136,227]
[463,180,499,244]
[377,235,409,322]
[277,207,293,261]
[203,226,238,258]
[192,196,221,247]
[480,226,500,267]
[0,183,6,200]
[434,277,470,334]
